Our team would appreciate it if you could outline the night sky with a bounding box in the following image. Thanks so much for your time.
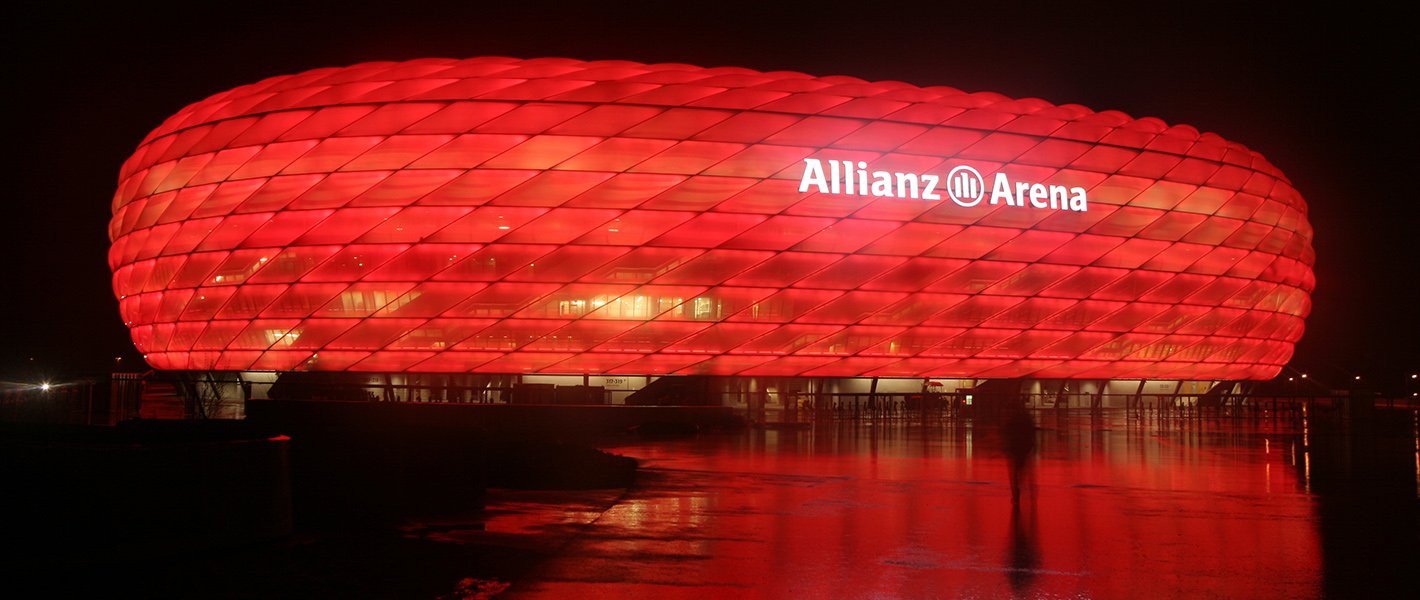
[7,1,1415,393]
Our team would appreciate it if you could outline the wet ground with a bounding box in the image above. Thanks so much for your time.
[16,411,1417,599]
[502,412,1418,599]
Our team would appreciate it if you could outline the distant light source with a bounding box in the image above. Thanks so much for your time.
[40,383,50,391]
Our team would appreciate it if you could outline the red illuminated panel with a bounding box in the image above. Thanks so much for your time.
[110,57,1314,378]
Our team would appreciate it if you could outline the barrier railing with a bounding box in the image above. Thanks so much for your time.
[735,392,1420,424]
[19,373,1413,425]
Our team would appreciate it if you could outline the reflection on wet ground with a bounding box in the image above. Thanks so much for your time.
[504,412,1418,600]
[15,412,1413,599]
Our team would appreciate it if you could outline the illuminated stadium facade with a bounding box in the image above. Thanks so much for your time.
[108,57,1314,404]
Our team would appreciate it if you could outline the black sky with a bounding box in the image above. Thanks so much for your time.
[6,1,1416,392]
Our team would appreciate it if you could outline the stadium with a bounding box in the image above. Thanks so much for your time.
[107,56,1315,409]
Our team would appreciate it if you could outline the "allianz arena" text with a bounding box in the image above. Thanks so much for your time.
[799,158,1088,212]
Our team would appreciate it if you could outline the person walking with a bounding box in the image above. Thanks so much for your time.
[1002,401,1037,507]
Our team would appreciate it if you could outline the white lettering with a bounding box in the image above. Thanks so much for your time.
[1070,187,1088,211]
[922,175,941,200]
[1049,185,1067,209]
[799,159,828,193]
[991,173,1013,205]
[871,171,893,197]
[895,172,918,199]
[799,158,1087,211]
[1029,183,1047,208]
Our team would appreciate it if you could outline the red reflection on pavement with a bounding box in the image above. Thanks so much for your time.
[519,420,1319,599]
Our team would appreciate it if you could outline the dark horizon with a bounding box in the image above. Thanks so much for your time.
[6,2,1415,391]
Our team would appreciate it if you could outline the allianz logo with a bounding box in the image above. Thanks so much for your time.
[798,158,1088,212]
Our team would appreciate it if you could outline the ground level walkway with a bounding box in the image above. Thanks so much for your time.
[495,413,1417,599]
[18,411,1417,599]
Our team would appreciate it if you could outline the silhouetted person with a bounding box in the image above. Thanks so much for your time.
[1002,402,1037,507]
